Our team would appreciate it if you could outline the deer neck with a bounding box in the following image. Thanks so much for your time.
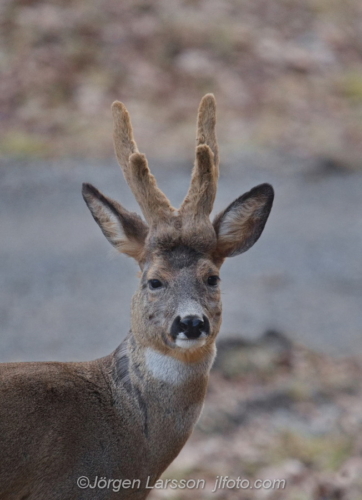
[105,332,215,473]
[111,332,216,402]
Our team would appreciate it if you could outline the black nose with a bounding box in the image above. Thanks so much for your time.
[171,315,210,340]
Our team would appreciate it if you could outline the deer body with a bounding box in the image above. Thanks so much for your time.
[0,338,212,499]
[0,95,274,499]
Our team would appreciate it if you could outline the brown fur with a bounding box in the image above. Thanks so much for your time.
[128,152,174,224]
[112,101,138,183]
[112,101,174,224]
[213,183,274,259]
[180,144,217,217]
[180,95,218,222]
[82,183,148,261]
[0,95,274,499]
[196,93,219,169]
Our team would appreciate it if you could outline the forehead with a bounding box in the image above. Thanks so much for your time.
[163,246,203,269]
[146,246,217,275]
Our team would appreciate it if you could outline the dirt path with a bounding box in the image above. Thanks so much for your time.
[0,152,361,362]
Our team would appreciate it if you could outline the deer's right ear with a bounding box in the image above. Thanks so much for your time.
[82,183,148,262]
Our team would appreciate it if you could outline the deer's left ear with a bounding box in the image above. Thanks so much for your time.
[213,183,274,260]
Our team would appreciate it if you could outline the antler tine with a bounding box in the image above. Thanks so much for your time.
[112,101,174,225]
[180,94,219,217]
[196,93,219,169]
[112,101,138,186]
[128,152,175,224]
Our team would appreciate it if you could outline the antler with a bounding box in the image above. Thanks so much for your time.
[196,93,219,169]
[180,94,219,218]
[112,101,174,225]
[112,94,219,231]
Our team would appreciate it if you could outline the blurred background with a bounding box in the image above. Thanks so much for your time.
[1,0,362,498]
[2,0,362,161]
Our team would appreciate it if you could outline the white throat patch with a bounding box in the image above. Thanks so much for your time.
[145,348,207,386]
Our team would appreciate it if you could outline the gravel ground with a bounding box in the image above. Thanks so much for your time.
[0,151,361,362]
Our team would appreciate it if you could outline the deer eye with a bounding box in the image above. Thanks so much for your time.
[207,275,220,287]
[148,279,163,290]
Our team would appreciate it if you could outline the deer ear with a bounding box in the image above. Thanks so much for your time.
[82,183,148,262]
[213,183,274,260]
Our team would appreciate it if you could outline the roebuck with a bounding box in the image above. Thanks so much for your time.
[0,95,274,499]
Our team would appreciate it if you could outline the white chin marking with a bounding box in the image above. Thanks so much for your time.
[145,348,191,385]
[175,338,206,350]
[145,347,216,386]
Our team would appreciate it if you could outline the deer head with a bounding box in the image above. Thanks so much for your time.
[82,95,274,363]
